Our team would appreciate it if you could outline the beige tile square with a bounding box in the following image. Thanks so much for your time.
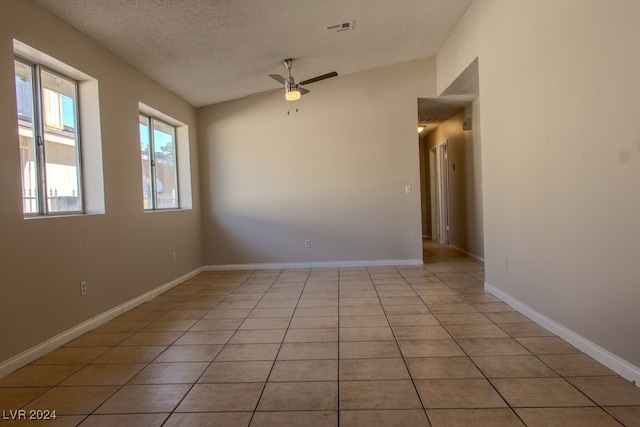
[63,332,132,347]
[515,407,622,427]
[485,312,533,324]
[458,338,530,356]
[119,331,182,346]
[427,408,524,426]
[215,343,280,361]
[189,318,244,330]
[141,319,197,332]
[248,307,295,318]
[339,306,385,316]
[340,410,429,427]
[379,296,423,305]
[290,316,338,329]
[539,354,616,377]
[277,342,338,360]
[215,301,259,310]
[340,341,401,359]
[0,387,47,409]
[270,359,338,382]
[472,355,558,378]
[129,362,209,384]
[406,357,484,379]
[339,297,379,307]
[164,412,253,427]
[251,411,338,427]
[173,330,234,345]
[339,327,394,342]
[603,406,640,427]
[24,386,117,415]
[500,323,555,337]
[199,360,273,383]
[428,303,479,314]
[284,328,338,342]
[436,312,492,326]
[93,320,151,333]
[567,376,640,406]
[116,310,165,321]
[516,337,579,354]
[296,298,338,307]
[60,364,145,386]
[294,307,339,317]
[340,358,409,380]
[78,413,170,427]
[0,365,81,387]
[392,325,451,340]
[340,380,422,410]
[340,316,389,328]
[416,379,507,409]
[95,384,190,413]
[384,305,432,316]
[258,381,337,410]
[421,295,467,305]
[202,308,252,319]
[446,324,510,339]
[158,309,208,320]
[228,329,286,344]
[175,383,264,412]
[386,314,440,327]
[154,344,223,362]
[31,347,110,365]
[397,339,465,357]
[472,302,515,313]
[491,378,595,407]
[93,345,166,364]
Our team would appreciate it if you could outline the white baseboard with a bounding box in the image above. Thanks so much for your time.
[205,259,424,271]
[0,267,203,379]
[485,281,640,387]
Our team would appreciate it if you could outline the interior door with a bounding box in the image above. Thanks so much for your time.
[438,141,450,244]
[429,147,439,240]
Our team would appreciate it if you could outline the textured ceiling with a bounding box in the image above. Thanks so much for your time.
[34,0,473,107]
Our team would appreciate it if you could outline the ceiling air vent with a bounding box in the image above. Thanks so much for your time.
[326,21,354,33]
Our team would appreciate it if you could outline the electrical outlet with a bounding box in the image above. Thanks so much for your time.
[172,251,177,262]
[80,281,87,296]
[304,240,311,248]
[504,257,509,271]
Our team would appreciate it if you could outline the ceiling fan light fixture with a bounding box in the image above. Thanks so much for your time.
[285,81,301,101]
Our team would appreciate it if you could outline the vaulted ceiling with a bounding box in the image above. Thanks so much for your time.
[35,0,473,107]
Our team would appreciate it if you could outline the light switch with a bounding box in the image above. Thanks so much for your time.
[405,185,412,194]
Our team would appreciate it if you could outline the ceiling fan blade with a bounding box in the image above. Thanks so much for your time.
[299,87,310,95]
[299,71,338,86]
[269,74,287,84]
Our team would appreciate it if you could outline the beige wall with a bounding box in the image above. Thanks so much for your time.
[197,58,435,267]
[0,1,202,366]
[422,104,484,258]
[438,0,640,378]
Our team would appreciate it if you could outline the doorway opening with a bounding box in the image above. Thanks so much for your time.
[417,58,483,261]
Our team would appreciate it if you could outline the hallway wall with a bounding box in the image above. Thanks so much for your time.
[197,59,436,267]
[421,103,484,259]
[0,1,202,370]
[437,0,640,379]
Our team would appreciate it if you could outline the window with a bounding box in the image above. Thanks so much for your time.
[139,114,179,210]
[14,58,82,215]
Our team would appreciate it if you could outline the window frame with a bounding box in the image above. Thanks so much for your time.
[14,55,84,216]
[139,113,180,211]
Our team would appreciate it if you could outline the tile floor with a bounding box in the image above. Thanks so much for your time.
[1,240,639,426]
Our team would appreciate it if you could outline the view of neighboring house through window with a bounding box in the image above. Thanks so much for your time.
[139,114,179,210]
[14,58,82,215]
